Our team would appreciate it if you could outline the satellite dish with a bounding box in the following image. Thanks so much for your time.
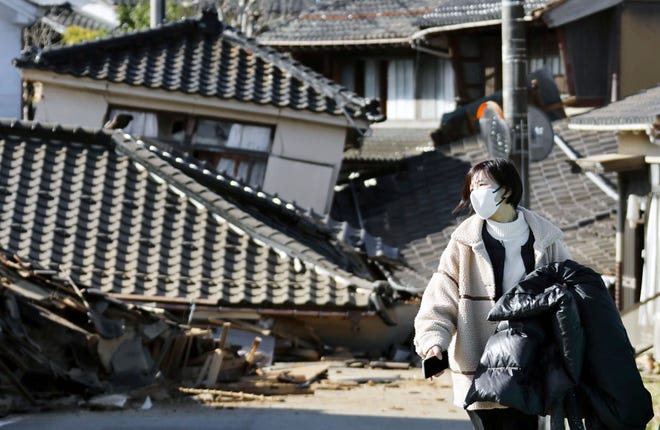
[477,101,511,159]
[527,105,554,162]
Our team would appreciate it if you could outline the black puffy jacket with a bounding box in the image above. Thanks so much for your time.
[464,260,654,430]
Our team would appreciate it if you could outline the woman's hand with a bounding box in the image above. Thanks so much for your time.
[424,345,445,380]
[426,345,443,360]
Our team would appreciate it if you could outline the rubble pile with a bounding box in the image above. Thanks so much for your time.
[0,252,241,414]
[0,250,417,416]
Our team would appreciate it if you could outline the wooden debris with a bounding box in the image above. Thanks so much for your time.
[262,363,330,384]
[213,376,314,396]
[179,386,266,402]
[245,337,262,365]
[203,349,225,387]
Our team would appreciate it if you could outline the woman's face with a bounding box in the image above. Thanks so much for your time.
[469,171,513,220]
[470,171,499,194]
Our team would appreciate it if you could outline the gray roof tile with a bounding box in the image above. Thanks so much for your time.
[258,0,439,45]
[16,9,381,123]
[416,0,555,28]
[0,119,383,311]
[570,84,660,129]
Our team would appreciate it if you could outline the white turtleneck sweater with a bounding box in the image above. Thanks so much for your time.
[485,211,530,293]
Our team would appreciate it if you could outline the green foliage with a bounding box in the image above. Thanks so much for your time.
[116,0,197,31]
[62,26,107,44]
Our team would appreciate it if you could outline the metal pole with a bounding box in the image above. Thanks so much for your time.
[502,0,529,207]
[150,0,166,28]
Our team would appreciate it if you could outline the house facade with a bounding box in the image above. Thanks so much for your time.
[417,0,660,109]
[570,85,660,314]
[569,85,660,357]
[14,9,383,215]
[0,0,40,119]
[258,0,457,128]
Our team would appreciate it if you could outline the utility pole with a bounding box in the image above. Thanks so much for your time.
[150,0,166,28]
[502,0,529,207]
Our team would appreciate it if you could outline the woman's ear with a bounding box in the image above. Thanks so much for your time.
[500,188,511,203]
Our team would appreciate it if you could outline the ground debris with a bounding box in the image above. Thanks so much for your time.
[0,251,420,416]
[0,252,249,415]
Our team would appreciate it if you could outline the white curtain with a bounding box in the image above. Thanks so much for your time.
[639,192,660,358]
[387,59,415,120]
[419,57,456,120]
[108,109,158,137]
[364,59,380,100]
[226,124,271,151]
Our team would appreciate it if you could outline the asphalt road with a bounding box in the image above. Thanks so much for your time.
[0,406,472,430]
[0,367,473,430]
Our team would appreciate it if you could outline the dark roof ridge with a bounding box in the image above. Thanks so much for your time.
[145,143,399,264]
[0,118,111,144]
[16,14,202,67]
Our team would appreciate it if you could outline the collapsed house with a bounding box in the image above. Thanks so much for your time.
[0,118,422,413]
[0,119,417,357]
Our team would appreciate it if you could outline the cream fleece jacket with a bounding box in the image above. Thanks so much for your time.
[413,207,572,410]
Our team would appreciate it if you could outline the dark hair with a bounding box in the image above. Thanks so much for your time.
[453,158,523,213]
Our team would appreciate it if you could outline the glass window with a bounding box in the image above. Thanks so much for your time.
[364,59,381,100]
[191,118,272,187]
[386,57,455,121]
[106,108,158,137]
[418,57,456,120]
[387,59,415,119]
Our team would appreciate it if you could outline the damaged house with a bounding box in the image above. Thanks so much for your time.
[257,0,660,311]
[14,7,383,215]
[0,114,416,359]
[2,9,434,377]
[568,85,660,354]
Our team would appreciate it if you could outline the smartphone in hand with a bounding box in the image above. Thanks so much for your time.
[423,354,449,379]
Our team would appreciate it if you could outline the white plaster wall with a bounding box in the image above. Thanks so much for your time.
[29,81,350,213]
[263,156,335,213]
[0,17,24,119]
[33,84,108,127]
[270,119,345,164]
[266,119,346,213]
[619,133,660,158]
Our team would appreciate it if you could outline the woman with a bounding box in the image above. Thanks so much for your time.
[413,158,571,429]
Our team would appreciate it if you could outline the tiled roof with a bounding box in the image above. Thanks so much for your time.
[14,9,382,123]
[416,0,555,28]
[343,127,435,162]
[257,0,440,46]
[149,144,400,270]
[570,84,660,129]
[0,119,385,311]
[332,119,619,290]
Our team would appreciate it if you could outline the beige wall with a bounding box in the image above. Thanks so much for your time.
[266,120,346,213]
[33,84,108,128]
[619,132,660,157]
[263,157,336,213]
[31,79,349,214]
[619,3,660,98]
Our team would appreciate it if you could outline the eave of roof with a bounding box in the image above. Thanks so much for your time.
[567,123,651,132]
[259,36,412,47]
[568,85,660,131]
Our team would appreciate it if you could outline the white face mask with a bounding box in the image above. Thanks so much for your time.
[470,187,504,220]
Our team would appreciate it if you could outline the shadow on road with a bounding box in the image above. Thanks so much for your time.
[0,406,472,430]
